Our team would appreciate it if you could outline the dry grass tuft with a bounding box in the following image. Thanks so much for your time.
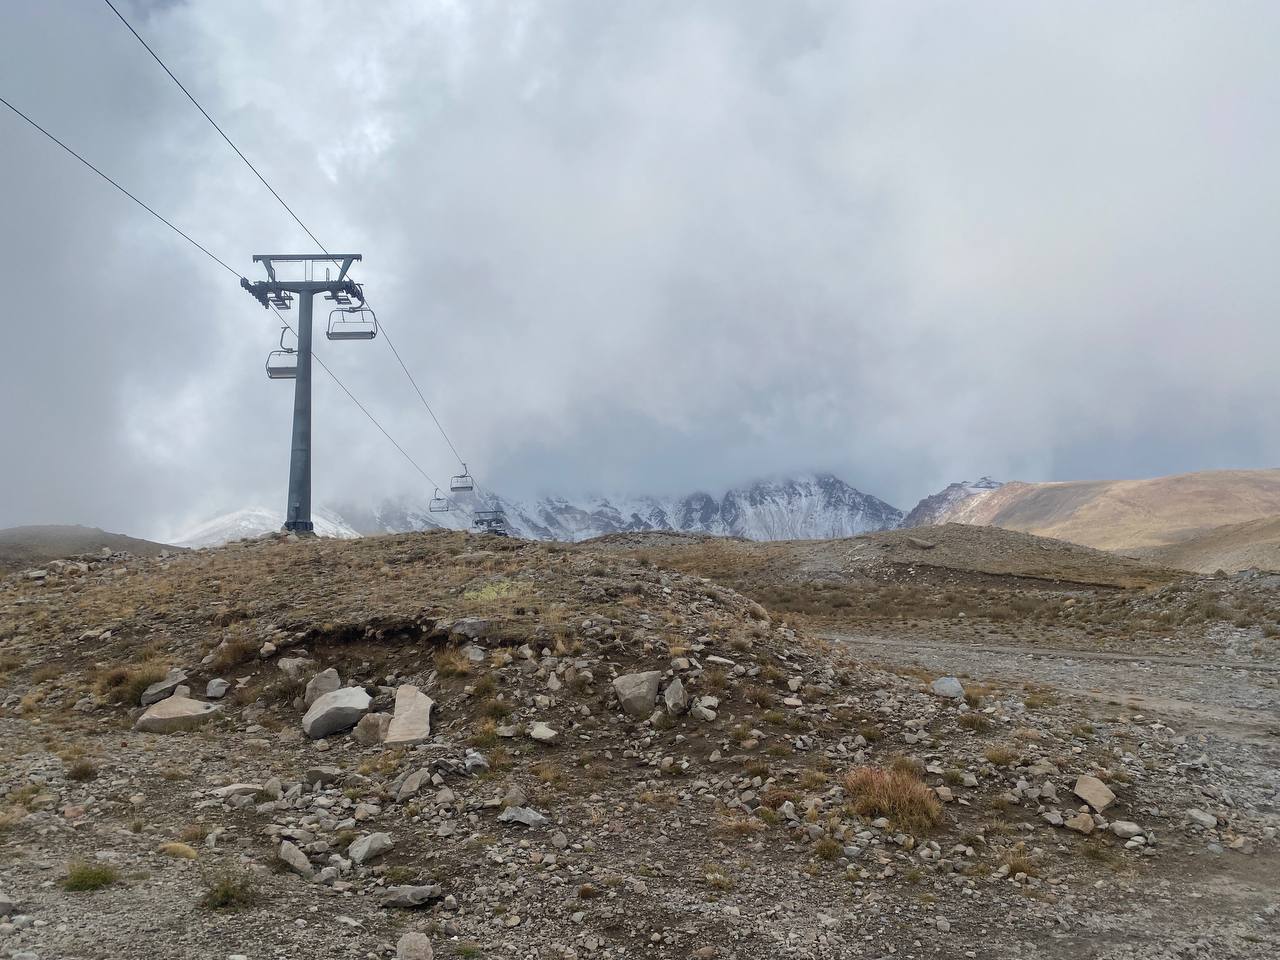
[843,766,942,833]
[63,861,119,891]
[94,661,168,705]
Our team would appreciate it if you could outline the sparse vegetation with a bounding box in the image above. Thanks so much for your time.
[63,861,119,891]
[843,766,942,833]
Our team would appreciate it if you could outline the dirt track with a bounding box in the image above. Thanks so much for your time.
[827,631,1280,746]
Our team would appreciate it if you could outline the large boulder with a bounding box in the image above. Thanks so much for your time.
[383,685,434,747]
[304,668,341,706]
[140,669,187,706]
[613,671,663,718]
[302,687,371,739]
[135,696,220,733]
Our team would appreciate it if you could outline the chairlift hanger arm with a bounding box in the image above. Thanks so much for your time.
[252,253,362,282]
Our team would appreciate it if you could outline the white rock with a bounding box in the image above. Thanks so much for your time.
[498,806,548,827]
[302,687,371,739]
[528,721,558,743]
[1111,820,1144,840]
[134,696,220,733]
[930,676,965,699]
[383,685,434,747]
[205,678,231,699]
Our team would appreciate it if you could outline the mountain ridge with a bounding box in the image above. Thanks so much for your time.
[177,473,905,547]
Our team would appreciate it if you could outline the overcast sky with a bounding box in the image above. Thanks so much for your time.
[2,0,1278,539]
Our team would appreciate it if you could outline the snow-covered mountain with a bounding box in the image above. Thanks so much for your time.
[178,474,905,547]
[172,506,360,549]
[902,477,1003,528]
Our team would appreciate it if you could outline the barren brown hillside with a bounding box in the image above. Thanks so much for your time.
[1138,514,1280,574]
[938,468,1280,552]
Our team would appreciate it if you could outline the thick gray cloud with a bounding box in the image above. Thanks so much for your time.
[2,0,1278,538]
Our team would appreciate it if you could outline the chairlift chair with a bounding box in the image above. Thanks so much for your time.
[472,509,508,537]
[326,305,377,341]
[265,327,298,379]
[428,488,451,513]
[449,464,475,493]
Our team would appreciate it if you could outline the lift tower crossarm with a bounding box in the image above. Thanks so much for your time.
[241,252,367,534]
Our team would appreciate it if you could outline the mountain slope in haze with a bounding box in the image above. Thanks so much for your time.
[1136,514,1280,573]
[190,474,905,547]
[902,477,1003,527]
[352,473,904,542]
[174,507,360,549]
[0,524,177,572]
[924,468,1280,552]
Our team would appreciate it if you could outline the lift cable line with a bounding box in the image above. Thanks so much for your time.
[102,0,474,477]
[0,91,465,521]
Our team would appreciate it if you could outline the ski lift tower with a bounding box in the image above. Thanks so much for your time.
[241,253,367,534]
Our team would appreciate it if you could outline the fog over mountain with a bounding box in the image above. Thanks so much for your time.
[3,2,1279,537]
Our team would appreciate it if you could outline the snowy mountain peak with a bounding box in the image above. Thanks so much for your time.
[181,473,906,547]
[172,506,360,549]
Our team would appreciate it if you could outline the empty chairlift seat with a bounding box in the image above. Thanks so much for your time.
[428,489,451,513]
[327,306,377,340]
[449,464,475,493]
[265,349,297,379]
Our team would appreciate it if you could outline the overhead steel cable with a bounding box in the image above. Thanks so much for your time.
[103,0,474,477]
[0,90,457,506]
[0,93,239,276]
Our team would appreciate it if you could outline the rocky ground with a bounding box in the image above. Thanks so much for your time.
[0,529,1277,959]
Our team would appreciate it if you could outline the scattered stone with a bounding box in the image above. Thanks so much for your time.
[1064,812,1095,835]
[381,885,443,909]
[205,678,230,699]
[278,839,313,879]
[1112,821,1144,840]
[613,671,662,717]
[134,696,220,733]
[498,806,548,827]
[353,712,391,746]
[140,668,188,706]
[664,677,689,714]
[397,932,434,960]
[528,721,558,743]
[930,676,965,699]
[349,832,393,864]
[302,687,371,739]
[304,667,341,706]
[0,891,17,917]
[384,685,434,747]
[1187,807,1217,829]
[1073,775,1116,813]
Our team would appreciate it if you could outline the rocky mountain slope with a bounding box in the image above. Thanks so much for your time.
[902,477,1003,527]
[912,468,1280,554]
[0,524,176,573]
[1,528,1275,958]
[182,474,905,547]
